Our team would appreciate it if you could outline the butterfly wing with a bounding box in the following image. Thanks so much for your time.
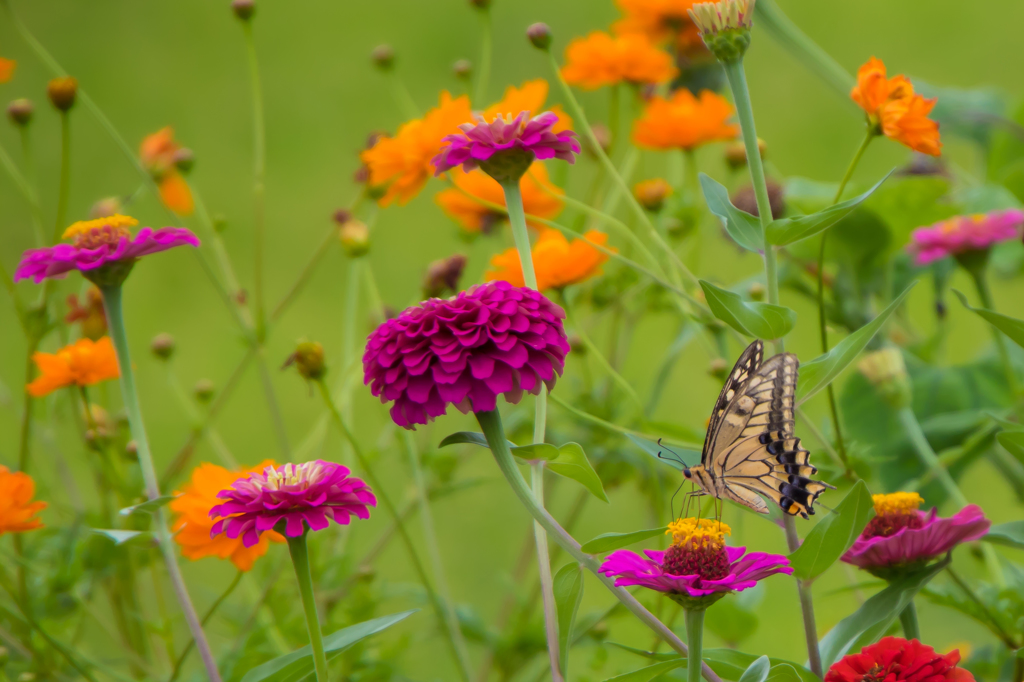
[707,352,833,518]
[700,340,764,467]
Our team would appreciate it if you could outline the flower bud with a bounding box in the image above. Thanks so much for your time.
[150,333,176,360]
[708,357,729,381]
[232,0,255,21]
[332,209,352,225]
[633,178,672,213]
[339,218,370,257]
[584,123,612,158]
[858,347,911,410]
[173,147,195,173]
[689,0,755,64]
[724,138,766,170]
[283,341,327,381]
[568,334,586,356]
[452,59,472,80]
[90,196,123,219]
[748,282,765,301]
[353,165,371,185]
[7,98,33,126]
[193,378,215,403]
[47,76,78,112]
[526,23,552,50]
[423,254,467,298]
[371,44,395,71]
[731,180,785,220]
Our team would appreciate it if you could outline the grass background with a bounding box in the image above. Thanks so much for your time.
[1,0,1023,679]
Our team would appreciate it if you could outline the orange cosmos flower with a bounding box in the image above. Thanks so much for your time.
[140,127,195,215]
[562,32,677,90]
[0,58,15,84]
[436,162,564,234]
[0,466,46,535]
[613,0,703,49]
[484,79,573,133]
[485,229,614,291]
[633,89,738,150]
[850,57,941,157]
[170,461,285,572]
[361,91,473,206]
[27,337,120,398]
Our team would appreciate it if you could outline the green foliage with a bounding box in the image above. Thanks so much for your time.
[700,173,764,252]
[985,521,1024,551]
[553,562,584,676]
[766,174,890,247]
[580,527,667,554]
[700,280,798,339]
[787,481,874,581]
[738,656,771,682]
[954,289,1024,349]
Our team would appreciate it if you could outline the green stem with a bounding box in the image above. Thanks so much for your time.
[99,285,222,682]
[898,601,920,640]
[474,409,723,682]
[945,567,1020,650]
[970,269,1021,400]
[18,127,46,247]
[53,112,71,243]
[685,609,704,682]
[548,393,702,450]
[167,571,243,682]
[255,347,291,457]
[783,516,822,677]
[473,6,492,105]
[271,224,340,323]
[243,22,267,340]
[288,534,329,682]
[388,72,420,120]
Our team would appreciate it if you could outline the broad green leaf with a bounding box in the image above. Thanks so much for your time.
[92,529,146,545]
[440,432,498,449]
[705,594,760,645]
[700,280,797,340]
[626,433,701,470]
[767,174,891,246]
[788,481,875,581]
[798,281,917,404]
[819,558,948,670]
[119,495,177,516]
[983,521,1024,550]
[704,650,820,682]
[553,562,584,676]
[607,642,678,662]
[865,176,958,251]
[953,289,1024,349]
[997,431,1024,467]
[700,173,763,252]
[603,660,684,682]
[240,611,416,682]
[510,443,559,461]
[768,664,803,682]
[739,656,771,682]
[438,431,540,457]
[547,443,609,502]
[580,527,666,554]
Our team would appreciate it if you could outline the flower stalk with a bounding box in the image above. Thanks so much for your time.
[898,602,920,640]
[685,609,705,682]
[968,268,1021,400]
[52,112,71,244]
[288,533,330,682]
[242,20,268,340]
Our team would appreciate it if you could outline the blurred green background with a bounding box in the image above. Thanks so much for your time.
[2,0,1024,680]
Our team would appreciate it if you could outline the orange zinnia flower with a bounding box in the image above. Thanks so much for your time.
[633,89,738,150]
[850,57,941,157]
[562,32,677,90]
[171,461,285,572]
[361,91,473,206]
[436,162,564,234]
[140,127,195,215]
[484,79,573,133]
[0,466,46,535]
[485,229,614,291]
[27,337,120,398]
[613,0,703,49]
[0,58,16,84]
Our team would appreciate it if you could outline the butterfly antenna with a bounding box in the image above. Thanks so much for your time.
[655,438,686,467]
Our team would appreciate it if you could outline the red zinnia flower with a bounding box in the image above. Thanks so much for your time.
[825,637,974,682]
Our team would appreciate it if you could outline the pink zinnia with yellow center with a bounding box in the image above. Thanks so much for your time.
[908,209,1024,266]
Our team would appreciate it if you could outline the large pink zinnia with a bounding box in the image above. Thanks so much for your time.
[841,492,990,575]
[908,209,1024,266]
[362,280,570,428]
[14,214,199,284]
[209,461,376,547]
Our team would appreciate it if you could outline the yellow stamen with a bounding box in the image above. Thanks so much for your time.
[872,492,923,516]
[666,517,731,550]
[62,214,138,240]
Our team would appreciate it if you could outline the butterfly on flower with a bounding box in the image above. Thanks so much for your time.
[680,340,833,519]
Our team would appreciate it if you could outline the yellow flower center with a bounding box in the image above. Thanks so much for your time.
[259,461,326,491]
[666,517,731,550]
[63,214,139,240]
[872,492,923,517]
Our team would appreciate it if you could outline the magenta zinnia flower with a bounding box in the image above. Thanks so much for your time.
[841,492,990,577]
[598,519,792,609]
[14,214,199,285]
[432,111,580,182]
[908,209,1024,266]
[362,280,570,429]
[209,461,376,547]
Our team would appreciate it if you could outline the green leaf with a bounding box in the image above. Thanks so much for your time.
[953,289,1024,349]
[119,495,178,516]
[438,431,538,456]
[865,176,958,252]
[819,558,948,670]
[788,481,875,581]
[798,281,917,403]
[580,527,666,554]
[983,521,1024,550]
[997,431,1024,467]
[767,174,891,246]
[510,443,559,461]
[626,433,701,471]
[553,562,584,676]
[547,443,609,502]
[700,173,763,252]
[703,650,820,682]
[700,280,797,340]
[240,611,416,682]
[91,529,147,545]
[602,660,684,682]
[768,664,804,682]
[739,656,771,682]
[439,432,496,449]
[705,596,760,645]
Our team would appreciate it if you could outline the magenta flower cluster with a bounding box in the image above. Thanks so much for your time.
[432,111,580,176]
[362,280,570,428]
[209,460,377,547]
[908,209,1024,266]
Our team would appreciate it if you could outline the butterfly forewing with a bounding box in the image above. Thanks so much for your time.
[701,340,763,467]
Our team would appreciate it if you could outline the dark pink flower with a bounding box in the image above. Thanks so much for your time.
[209,461,376,547]
[362,280,570,429]
[13,214,199,284]
[841,492,990,574]
[432,111,580,182]
[908,209,1024,266]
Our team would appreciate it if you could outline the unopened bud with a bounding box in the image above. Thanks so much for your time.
[283,341,327,381]
[423,254,467,298]
[7,98,33,126]
[526,23,552,50]
[332,209,352,225]
[125,441,138,458]
[858,347,911,409]
[453,59,472,80]
[689,0,755,64]
[708,358,729,381]
[590,621,609,641]
[731,180,785,220]
[47,76,78,112]
[193,379,215,403]
[584,123,612,157]
[748,282,765,301]
[724,138,766,170]
[633,178,672,213]
[371,45,395,71]
[568,334,586,356]
[90,196,123,219]
[150,333,175,360]
[173,148,195,173]
[232,0,255,21]
[339,219,370,257]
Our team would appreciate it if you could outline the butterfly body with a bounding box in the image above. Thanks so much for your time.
[683,340,833,519]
